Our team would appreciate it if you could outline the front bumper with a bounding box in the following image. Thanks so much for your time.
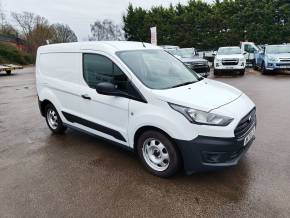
[266,62,290,71]
[186,64,210,76]
[175,126,255,174]
[214,65,245,70]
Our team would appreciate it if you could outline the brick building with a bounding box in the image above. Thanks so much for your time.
[0,34,27,51]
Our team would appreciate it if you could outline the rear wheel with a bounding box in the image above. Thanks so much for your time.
[6,70,11,75]
[137,130,180,177]
[45,104,67,134]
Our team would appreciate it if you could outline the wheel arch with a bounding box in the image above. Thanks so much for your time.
[39,99,53,117]
[133,125,184,165]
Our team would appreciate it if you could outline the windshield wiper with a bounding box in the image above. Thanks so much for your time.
[171,81,196,88]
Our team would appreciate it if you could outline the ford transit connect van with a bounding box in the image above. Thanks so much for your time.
[36,41,256,177]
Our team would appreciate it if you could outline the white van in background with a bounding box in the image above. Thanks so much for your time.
[36,41,256,177]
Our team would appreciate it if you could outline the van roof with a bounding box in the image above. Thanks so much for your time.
[38,41,160,54]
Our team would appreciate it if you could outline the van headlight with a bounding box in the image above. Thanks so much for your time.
[169,103,233,126]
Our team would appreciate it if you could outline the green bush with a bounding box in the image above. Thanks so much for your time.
[0,42,33,65]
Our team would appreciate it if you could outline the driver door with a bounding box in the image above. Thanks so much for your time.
[80,53,130,144]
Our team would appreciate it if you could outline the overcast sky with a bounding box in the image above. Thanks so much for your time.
[2,0,207,41]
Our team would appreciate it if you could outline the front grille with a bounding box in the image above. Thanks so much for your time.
[222,59,239,66]
[276,63,290,67]
[194,67,208,73]
[279,58,290,62]
[234,108,256,138]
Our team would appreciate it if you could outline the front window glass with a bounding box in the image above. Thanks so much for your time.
[266,45,290,54]
[83,53,129,92]
[117,50,199,89]
[218,47,242,55]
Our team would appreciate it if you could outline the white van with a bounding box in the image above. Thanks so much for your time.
[36,41,256,177]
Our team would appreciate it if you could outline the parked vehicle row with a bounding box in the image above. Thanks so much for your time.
[163,42,290,77]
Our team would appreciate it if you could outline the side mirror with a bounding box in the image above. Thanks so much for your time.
[96,82,118,96]
[243,51,247,55]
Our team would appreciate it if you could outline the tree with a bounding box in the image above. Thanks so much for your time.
[11,12,51,54]
[11,12,77,56]
[0,2,17,35]
[51,23,78,43]
[89,19,124,41]
[123,1,290,49]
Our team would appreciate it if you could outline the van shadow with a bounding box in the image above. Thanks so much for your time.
[41,128,252,204]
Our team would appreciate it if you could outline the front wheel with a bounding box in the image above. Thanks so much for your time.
[137,130,181,177]
[239,69,245,76]
[6,70,11,75]
[261,62,267,74]
[45,104,67,134]
[213,69,220,76]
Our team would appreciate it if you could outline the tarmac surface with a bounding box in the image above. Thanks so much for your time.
[0,67,290,217]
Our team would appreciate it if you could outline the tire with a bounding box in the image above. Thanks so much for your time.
[261,62,267,74]
[213,69,219,76]
[45,104,67,134]
[137,130,181,177]
[253,61,258,71]
[239,69,245,76]
[6,70,11,75]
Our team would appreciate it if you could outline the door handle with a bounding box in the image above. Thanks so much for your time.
[81,94,91,100]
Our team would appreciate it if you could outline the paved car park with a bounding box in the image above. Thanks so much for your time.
[0,67,290,217]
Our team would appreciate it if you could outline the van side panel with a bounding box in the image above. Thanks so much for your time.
[37,52,86,125]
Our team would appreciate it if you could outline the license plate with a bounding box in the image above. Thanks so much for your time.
[244,127,255,146]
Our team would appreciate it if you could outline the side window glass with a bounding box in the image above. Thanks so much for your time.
[83,54,129,93]
[113,64,129,93]
[83,54,113,88]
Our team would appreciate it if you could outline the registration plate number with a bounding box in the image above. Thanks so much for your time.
[244,127,255,146]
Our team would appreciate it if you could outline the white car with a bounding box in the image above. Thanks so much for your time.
[36,41,256,177]
[214,46,246,76]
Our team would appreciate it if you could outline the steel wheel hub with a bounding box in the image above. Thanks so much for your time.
[142,138,170,171]
[47,108,58,130]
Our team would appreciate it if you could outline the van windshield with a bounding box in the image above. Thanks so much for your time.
[117,50,199,89]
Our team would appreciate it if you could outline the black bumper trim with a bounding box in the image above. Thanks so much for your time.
[62,111,126,142]
[174,133,255,174]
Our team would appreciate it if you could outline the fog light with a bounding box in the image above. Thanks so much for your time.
[202,151,227,163]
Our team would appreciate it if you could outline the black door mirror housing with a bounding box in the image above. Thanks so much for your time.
[96,82,119,96]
